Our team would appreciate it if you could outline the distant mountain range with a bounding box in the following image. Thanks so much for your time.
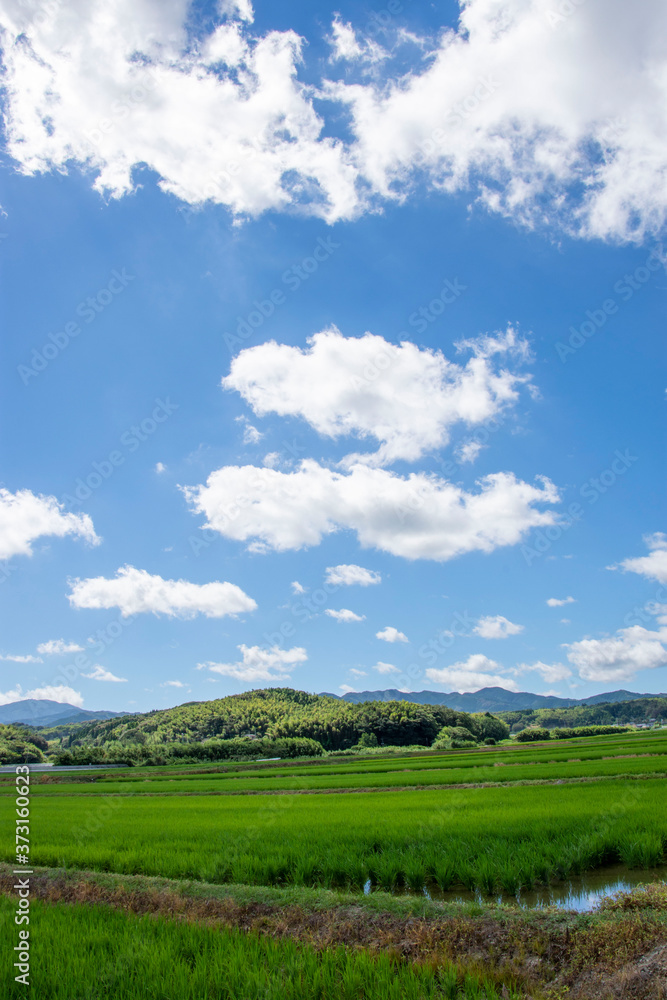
[2,688,665,730]
[323,687,666,713]
[0,700,126,726]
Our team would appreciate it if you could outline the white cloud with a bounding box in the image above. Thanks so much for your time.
[330,0,667,241]
[291,580,306,594]
[547,596,575,607]
[325,608,366,623]
[328,15,386,65]
[0,684,83,707]
[0,653,42,663]
[37,639,84,656]
[161,680,187,688]
[236,416,263,445]
[349,668,367,677]
[0,488,99,560]
[223,327,532,465]
[473,614,524,639]
[376,626,408,643]
[564,623,667,683]
[68,565,257,619]
[373,661,400,674]
[83,665,128,682]
[614,533,667,585]
[183,460,558,561]
[200,644,307,683]
[155,462,167,474]
[425,653,519,693]
[324,564,381,587]
[456,441,484,465]
[517,660,573,684]
[560,618,571,624]
[339,684,357,693]
[2,2,665,239]
[0,1,358,223]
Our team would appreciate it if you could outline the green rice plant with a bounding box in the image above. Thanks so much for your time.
[433,860,456,891]
[473,856,496,895]
[4,779,666,899]
[404,862,426,892]
[619,833,665,868]
[0,896,515,1000]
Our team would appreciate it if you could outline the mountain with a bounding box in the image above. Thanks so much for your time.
[0,700,125,726]
[335,687,664,713]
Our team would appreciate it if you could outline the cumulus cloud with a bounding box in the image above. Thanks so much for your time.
[0,488,99,560]
[291,580,306,594]
[155,462,167,474]
[339,684,356,693]
[2,1,666,239]
[0,0,358,223]
[329,0,667,241]
[236,416,263,445]
[547,596,575,607]
[325,608,366,623]
[373,661,400,674]
[425,653,519,692]
[161,680,187,688]
[473,615,524,639]
[329,16,386,65]
[199,644,307,682]
[564,622,667,683]
[614,533,667,585]
[0,684,83,707]
[83,665,128,682]
[37,639,84,656]
[68,565,257,619]
[376,626,408,643]
[0,653,42,663]
[516,660,573,684]
[349,668,367,677]
[223,327,532,465]
[183,460,559,561]
[324,564,381,587]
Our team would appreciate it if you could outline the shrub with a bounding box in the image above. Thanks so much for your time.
[451,738,479,749]
[515,727,551,742]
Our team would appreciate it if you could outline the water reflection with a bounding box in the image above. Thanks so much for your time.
[363,864,667,912]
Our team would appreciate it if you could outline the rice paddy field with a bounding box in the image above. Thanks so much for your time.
[2,729,667,998]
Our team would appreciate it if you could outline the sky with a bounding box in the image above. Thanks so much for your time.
[0,0,666,713]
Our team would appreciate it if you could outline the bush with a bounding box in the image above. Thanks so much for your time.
[353,732,379,749]
[483,738,497,746]
[552,725,634,739]
[472,713,510,742]
[433,725,476,749]
[515,727,551,742]
[50,735,325,766]
[450,738,478,750]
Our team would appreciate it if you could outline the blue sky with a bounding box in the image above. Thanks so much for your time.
[0,0,666,712]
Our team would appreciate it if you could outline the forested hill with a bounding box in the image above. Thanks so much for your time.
[41,688,498,751]
[38,687,667,752]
